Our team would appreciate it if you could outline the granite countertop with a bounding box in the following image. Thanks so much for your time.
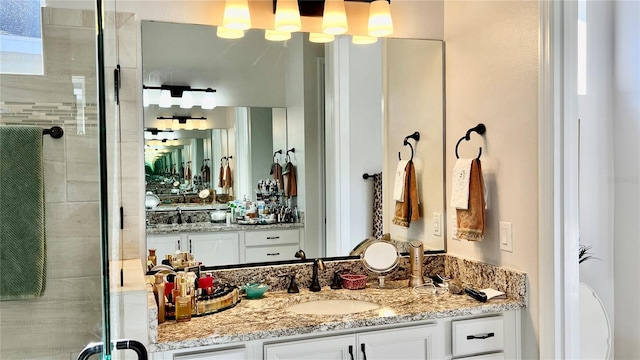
[152,280,525,352]
[146,221,304,235]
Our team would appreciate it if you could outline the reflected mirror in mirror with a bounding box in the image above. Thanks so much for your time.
[141,21,445,268]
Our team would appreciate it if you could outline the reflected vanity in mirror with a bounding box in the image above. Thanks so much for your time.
[141,20,446,269]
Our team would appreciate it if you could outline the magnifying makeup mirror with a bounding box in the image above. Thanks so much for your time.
[361,241,399,288]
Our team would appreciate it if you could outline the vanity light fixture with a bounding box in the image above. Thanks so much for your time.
[157,116,207,131]
[368,0,393,37]
[180,91,193,109]
[309,32,335,43]
[216,25,245,39]
[274,0,301,32]
[322,0,348,35]
[265,29,292,41]
[352,35,378,45]
[143,85,217,109]
[223,0,251,31]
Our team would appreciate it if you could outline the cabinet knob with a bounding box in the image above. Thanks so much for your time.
[267,253,280,256]
[360,343,367,360]
[266,236,280,240]
[466,332,495,340]
[348,345,354,360]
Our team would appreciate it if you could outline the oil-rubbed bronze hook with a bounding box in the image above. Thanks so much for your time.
[455,123,486,159]
[398,131,420,161]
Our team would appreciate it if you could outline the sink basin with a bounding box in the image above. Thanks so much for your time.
[286,299,380,315]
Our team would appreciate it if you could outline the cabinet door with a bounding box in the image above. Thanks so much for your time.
[264,335,354,360]
[188,232,240,267]
[357,324,443,360]
[245,244,299,263]
[147,234,183,261]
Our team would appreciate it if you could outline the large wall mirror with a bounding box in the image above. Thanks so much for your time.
[142,20,445,266]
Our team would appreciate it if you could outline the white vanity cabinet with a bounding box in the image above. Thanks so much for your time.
[264,324,443,360]
[243,228,302,263]
[147,234,183,261]
[187,232,240,267]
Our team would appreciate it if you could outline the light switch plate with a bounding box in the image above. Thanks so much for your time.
[451,215,460,241]
[433,213,441,236]
[499,221,513,252]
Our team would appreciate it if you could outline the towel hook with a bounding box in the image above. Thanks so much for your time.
[285,147,295,162]
[398,132,420,161]
[455,123,486,159]
[273,149,282,162]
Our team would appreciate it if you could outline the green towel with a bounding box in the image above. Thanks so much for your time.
[0,125,46,300]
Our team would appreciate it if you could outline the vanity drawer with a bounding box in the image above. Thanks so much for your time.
[245,244,299,263]
[244,229,299,247]
[452,316,504,357]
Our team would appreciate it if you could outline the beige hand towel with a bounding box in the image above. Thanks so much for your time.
[217,164,224,188]
[392,160,419,227]
[456,159,485,241]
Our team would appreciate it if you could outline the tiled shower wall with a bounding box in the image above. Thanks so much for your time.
[0,7,104,359]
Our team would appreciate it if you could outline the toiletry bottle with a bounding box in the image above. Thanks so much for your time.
[148,249,157,267]
[153,273,166,323]
[175,278,192,322]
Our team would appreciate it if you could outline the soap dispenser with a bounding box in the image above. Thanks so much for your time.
[408,240,425,287]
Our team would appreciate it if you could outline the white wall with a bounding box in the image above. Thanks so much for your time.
[444,1,539,358]
[613,1,640,357]
[577,0,615,340]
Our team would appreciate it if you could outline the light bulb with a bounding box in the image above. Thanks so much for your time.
[159,89,172,108]
[352,35,378,45]
[202,90,216,109]
[309,33,335,43]
[180,91,193,109]
[223,0,251,31]
[143,88,150,107]
[216,26,245,39]
[322,0,348,35]
[265,29,292,41]
[368,0,394,37]
[274,0,301,33]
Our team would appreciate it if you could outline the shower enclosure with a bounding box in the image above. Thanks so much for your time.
[0,0,143,358]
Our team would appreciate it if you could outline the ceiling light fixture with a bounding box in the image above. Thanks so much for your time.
[352,35,378,45]
[274,0,301,32]
[223,0,251,30]
[322,0,348,35]
[368,0,393,37]
[143,85,217,109]
[309,32,335,43]
[216,26,245,39]
[265,29,292,41]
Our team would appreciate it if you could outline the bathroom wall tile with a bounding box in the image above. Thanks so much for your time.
[117,13,138,68]
[119,100,143,143]
[82,9,95,28]
[67,180,99,202]
[43,132,66,161]
[44,159,67,203]
[0,276,102,359]
[65,134,100,182]
[45,202,100,238]
[122,218,144,260]
[47,234,102,279]
[118,67,139,105]
[49,8,83,27]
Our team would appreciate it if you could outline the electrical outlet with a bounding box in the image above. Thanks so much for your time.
[433,213,441,236]
[500,221,513,252]
[451,215,460,240]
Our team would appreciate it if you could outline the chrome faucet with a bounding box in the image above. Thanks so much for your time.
[176,207,183,224]
[309,258,325,292]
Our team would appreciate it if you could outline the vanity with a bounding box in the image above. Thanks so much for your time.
[146,255,526,360]
[147,222,304,266]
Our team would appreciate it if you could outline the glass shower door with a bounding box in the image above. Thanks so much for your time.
[0,0,120,358]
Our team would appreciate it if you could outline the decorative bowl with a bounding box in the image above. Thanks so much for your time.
[341,274,367,290]
[242,283,269,299]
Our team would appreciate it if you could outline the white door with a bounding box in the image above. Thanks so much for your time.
[148,234,183,261]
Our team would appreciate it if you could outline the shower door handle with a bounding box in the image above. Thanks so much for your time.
[77,339,148,360]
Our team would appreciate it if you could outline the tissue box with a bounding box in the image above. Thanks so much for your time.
[341,274,367,290]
